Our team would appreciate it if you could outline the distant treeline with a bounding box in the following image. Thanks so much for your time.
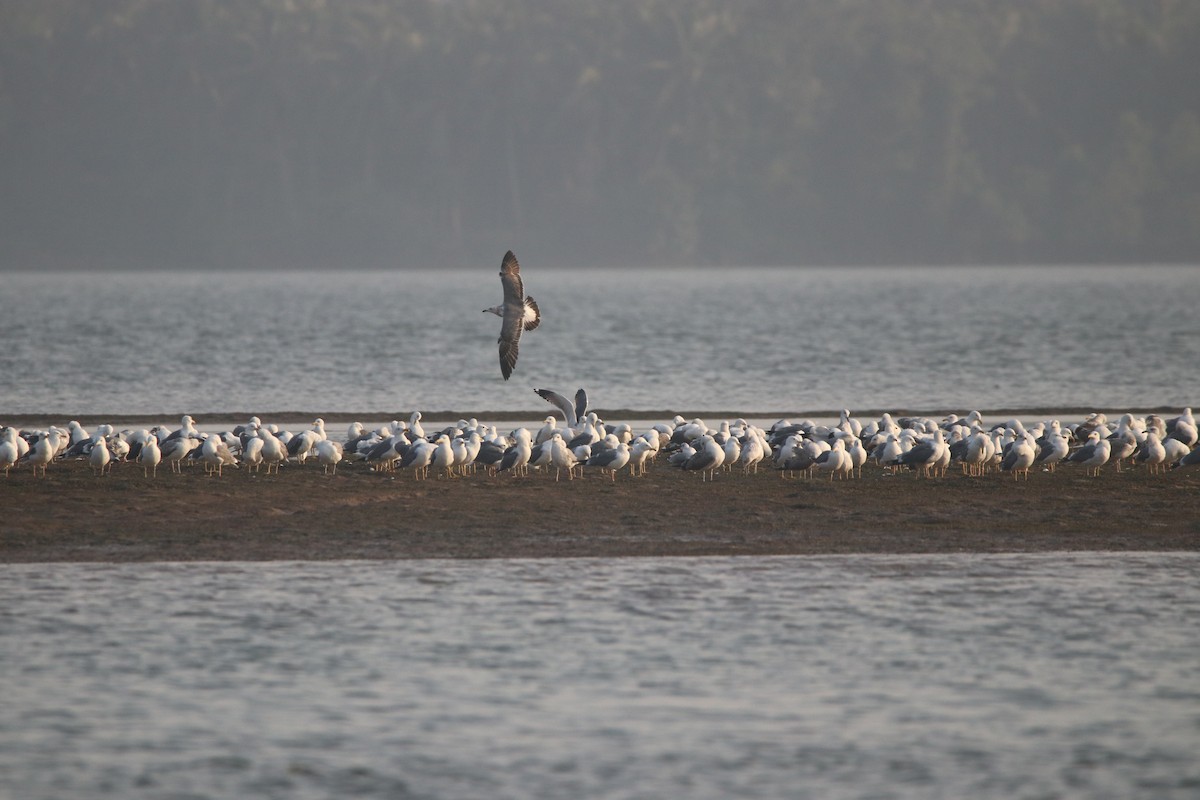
[2,1,1198,268]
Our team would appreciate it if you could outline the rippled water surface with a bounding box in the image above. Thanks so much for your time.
[2,265,1197,415]
[4,554,1199,799]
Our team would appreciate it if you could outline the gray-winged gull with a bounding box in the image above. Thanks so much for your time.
[897,430,946,478]
[1171,445,1200,470]
[681,434,725,482]
[497,428,533,477]
[399,438,435,480]
[488,250,540,380]
[1033,426,1069,472]
[535,387,588,427]
[1000,435,1035,480]
[1134,432,1167,474]
[1066,432,1111,477]
[21,433,56,478]
[813,438,850,481]
[586,442,630,481]
[1167,412,1198,447]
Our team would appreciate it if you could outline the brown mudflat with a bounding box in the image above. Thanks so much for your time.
[3,457,1197,563]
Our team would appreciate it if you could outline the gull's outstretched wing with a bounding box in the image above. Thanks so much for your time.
[574,388,588,422]
[535,388,579,426]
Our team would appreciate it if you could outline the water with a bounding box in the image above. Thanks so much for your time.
[2,265,1197,416]
[3,554,1198,799]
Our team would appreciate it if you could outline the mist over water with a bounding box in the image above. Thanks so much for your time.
[2,265,1197,417]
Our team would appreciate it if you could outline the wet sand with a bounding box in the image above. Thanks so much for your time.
[3,456,1197,563]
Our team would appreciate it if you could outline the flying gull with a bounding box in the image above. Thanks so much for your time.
[486,250,541,380]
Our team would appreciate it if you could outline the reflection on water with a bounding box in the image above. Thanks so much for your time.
[3,553,1198,799]
[2,265,1199,414]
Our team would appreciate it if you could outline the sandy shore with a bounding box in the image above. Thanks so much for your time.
[3,455,1197,563]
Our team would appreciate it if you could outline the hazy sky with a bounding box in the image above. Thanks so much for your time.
[2,2,1197,270]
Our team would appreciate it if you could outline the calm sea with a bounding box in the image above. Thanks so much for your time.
[3,554,1198,799]
[2,265,1197,416]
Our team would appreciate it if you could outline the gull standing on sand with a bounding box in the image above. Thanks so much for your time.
[497,428,533,477]
[200,434,239,477]
[486,250,541,380]
[400,438,435,480]
[548,432,579,481]
[241,434,264,473]
[138,434,162,477]
[1135,432,1167,474]
[738,433,765,474]
[431,434,455,479]
[89,435,112,476]
[316,439,343,475]
[1067,432,1111,477]
[287,425,322,463]
[22,433,56,478]
[161,434,198,473]
[1032,422,1069,471]
[1107,414,1139,471]
[0,428,21,477]
[897,430,945,478]
[161,415,199,445]
[682,435,725,482]
[586,442,630,481]
[257,430,288,474]
[1001,436,1036,480]
[627,439,655,476]
[812,438,850,481]
[534,416,559,446]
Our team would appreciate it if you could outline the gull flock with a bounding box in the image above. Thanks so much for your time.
[5,251,1198,485]
[3,398,1198,483]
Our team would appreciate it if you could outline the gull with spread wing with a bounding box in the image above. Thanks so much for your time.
[485,250,541,380]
